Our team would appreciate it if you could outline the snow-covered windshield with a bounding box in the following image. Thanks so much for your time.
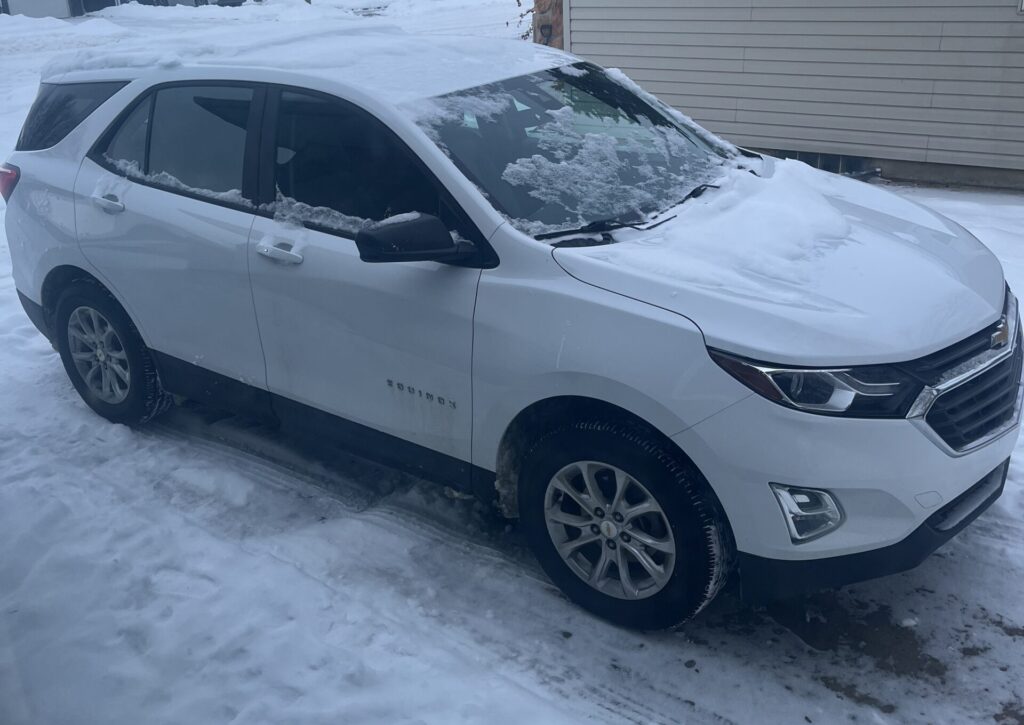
[411,63,728,237]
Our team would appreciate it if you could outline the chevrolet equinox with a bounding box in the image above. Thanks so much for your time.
[3,33,1019,629]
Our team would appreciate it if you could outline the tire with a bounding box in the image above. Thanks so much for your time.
[55,280,171,426]
[519,419,733,630]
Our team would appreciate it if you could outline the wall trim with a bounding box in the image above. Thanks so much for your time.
[563,0,571,51]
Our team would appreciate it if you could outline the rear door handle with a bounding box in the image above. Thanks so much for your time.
[91,194,125,214]
[256,243,304,265]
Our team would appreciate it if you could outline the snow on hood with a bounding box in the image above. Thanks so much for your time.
[554,159,1006,366]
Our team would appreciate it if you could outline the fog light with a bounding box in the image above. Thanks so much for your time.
[769,483,844,543]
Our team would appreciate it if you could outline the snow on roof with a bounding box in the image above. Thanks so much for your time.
[42,23,577,103]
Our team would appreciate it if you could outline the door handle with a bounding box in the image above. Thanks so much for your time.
[91,193,125,214]
[256,243,304,265]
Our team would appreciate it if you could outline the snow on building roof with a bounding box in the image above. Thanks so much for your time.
[42,23,577,103]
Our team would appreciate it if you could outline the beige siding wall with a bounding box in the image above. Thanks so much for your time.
[566,0,1024,171]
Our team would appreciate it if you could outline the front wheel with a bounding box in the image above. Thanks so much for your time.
[55,280,170,426]
[519,420,732,630]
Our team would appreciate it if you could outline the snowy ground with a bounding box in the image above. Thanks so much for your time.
[2,2,1024,724]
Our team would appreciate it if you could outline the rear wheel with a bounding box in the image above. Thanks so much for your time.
[55,281,170,425]
[520,420,732,630]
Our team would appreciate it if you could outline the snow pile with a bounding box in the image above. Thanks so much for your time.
[0,11,128,48]
[0,12,69,32]
[43,12,570,104]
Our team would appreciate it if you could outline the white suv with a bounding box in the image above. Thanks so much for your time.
[3,34,1019,629]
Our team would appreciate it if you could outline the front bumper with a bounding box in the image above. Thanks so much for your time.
[737,460,1007,601]
[672,370,1019,598]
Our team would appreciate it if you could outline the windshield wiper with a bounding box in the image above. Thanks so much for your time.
[538,185,719,243]
[675,183,719,206]
[551,235,616,249]
[535,216,644,241]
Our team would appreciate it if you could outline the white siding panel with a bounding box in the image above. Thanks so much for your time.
[568,0,1024,171]
[572,31,945,50]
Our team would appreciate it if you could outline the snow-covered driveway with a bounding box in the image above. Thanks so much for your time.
[1,3,1023,723]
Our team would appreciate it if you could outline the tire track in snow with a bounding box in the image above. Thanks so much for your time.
[147,407,741,725]
[143,400,1024,724]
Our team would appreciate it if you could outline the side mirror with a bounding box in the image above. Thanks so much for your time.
[355,213,476,264]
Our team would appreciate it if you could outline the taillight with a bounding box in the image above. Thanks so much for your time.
[0,163,20,203]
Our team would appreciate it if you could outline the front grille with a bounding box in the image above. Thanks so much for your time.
[905,323,998,386]
[925,331,1023,451]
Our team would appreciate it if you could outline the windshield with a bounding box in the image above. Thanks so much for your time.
[410,63,727,237]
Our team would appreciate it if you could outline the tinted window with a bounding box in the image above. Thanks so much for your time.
[149,86,253,195]
[97,85,254,204]
[103,95,151,172]
[270,91,443,235]
[17,81,127,152]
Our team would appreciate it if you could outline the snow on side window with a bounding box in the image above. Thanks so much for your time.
[268,90,445,236]
[108,158,250,207]
[99,85,254,207]
[259,191,372,236]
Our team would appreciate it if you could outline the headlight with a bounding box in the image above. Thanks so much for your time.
[708,349,923,418]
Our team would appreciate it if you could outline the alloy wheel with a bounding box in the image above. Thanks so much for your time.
[544,460,676,600]
[67,306,131,405]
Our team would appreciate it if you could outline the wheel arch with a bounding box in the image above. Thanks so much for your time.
[493,395,726,527]
[42,266,102,322]
[40,265,144,343]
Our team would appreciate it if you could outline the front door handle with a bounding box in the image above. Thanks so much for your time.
[256,243,304,265]
[91,193,125,214]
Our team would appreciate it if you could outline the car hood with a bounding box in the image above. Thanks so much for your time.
[552,159,1005,367]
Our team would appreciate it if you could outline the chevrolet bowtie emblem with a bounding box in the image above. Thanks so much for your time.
[991,319,1011,349]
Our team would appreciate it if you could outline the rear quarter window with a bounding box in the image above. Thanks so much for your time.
[16,81,127,152]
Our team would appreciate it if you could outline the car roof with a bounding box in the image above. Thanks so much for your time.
[42,27,578,104]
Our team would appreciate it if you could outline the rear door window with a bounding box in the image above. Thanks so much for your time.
[96,84,256,205]
[17,81,127,152]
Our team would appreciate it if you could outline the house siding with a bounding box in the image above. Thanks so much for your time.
[566,0,1024,172]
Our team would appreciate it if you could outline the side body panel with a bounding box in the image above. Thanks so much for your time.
[248,217,481,462]
[4,151,84,306]
[471,225,751,472]
[6,77,153,309]
[73,158,266,386]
